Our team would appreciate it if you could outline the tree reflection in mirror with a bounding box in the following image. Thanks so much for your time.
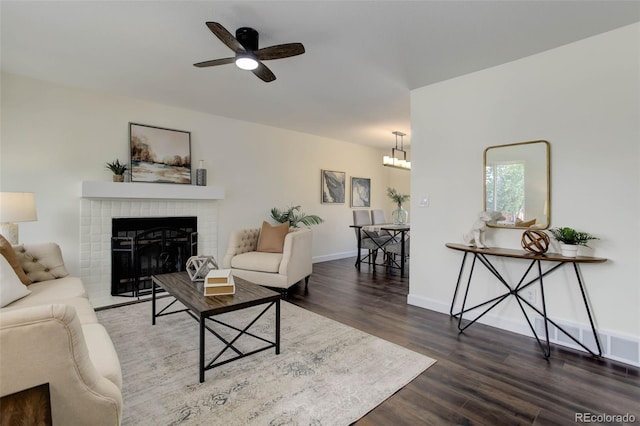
[483,140,549,229]
[486,162,525,224]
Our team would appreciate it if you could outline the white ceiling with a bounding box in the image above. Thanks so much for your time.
[2,1,639,148]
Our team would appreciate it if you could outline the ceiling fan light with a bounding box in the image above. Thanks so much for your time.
[235,55,258,70]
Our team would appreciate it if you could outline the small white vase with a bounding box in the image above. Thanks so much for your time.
[560,243,578,258]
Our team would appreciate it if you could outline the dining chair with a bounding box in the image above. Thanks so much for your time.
[370,209,387,225]
[352,210,391,268]
[386,237,410,259]
[385,233,410,273]
[370,209,392,238]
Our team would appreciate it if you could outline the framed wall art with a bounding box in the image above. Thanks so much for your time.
[351,177,371,207]
[130,123,191,184]
[321,170,346,204]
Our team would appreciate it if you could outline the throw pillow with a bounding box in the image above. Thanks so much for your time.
[0,234,30,285]
[14,243,70,283]
[256,221,290,253]
[0,254,31,307]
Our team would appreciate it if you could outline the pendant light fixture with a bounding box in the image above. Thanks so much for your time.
[383,131,411,170]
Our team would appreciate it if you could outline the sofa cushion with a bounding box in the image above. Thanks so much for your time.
[231,251,283,273]
[57,297,98,324]
[82,323,123,389]
[0,255,31,307]
[257,221,289,253]
[3,294,98,324]
[14,243,69,283]
[5,275,86,305]
[0,235,30,285]
[24,275,86,301]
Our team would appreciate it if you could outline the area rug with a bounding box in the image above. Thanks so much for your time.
[97,299,436,425]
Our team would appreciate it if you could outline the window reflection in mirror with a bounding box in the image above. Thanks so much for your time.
[483,140,550,229]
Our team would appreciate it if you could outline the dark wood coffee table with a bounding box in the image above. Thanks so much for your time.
[151,271,280,383]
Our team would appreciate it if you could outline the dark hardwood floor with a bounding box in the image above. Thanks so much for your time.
[287,257,640,425]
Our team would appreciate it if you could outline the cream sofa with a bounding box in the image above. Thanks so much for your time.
[222,227,312,296]
[0,242,122,425]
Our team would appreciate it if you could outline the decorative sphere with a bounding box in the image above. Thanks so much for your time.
[521,230,550,254]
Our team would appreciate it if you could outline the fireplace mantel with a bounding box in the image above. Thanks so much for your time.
[81,181,224,200]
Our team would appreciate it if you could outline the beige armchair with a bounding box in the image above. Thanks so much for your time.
[222,227,312,297]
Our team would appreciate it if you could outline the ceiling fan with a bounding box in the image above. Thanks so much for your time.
[194,22,305,83]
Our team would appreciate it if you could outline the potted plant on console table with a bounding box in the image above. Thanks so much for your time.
[548,226,598,257]
[106,159,128,182]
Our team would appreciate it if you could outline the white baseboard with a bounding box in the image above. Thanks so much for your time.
[312,251,357,263]
[407,293,640,367]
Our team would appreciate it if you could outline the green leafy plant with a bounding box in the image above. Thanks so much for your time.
[548,227,598,246]
[106,159,128,175]
[270,205,324,228]
[386,187,410,207]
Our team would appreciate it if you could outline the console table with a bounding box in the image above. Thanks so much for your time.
[446,243,606,358]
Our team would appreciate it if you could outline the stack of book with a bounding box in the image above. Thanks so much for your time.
[203,269,235,296]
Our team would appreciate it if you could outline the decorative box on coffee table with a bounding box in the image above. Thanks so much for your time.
[203,269,235,296]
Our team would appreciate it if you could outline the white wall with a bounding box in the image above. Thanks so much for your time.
[0,72,406,274]
[409,24,639,357]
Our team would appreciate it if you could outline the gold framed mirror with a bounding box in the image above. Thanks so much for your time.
[483,140,550,229]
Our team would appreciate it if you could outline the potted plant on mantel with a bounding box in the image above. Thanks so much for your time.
[106,159,128,182]
[548,227,598,257]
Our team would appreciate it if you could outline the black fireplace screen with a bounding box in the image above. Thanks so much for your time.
[111,217,197,297]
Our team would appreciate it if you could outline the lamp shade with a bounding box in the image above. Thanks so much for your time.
[0,192,37,223]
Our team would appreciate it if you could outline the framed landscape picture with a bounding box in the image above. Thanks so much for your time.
[321,170,346,204]
[130,123,191,184]
[351,177,371,207]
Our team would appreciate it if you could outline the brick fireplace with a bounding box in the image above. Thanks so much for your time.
[80,181,224,306]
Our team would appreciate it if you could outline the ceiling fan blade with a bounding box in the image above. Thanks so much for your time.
[193,57,235,68]
[206,22,245,53]
[252,61,276,82]
[255,43,305,61]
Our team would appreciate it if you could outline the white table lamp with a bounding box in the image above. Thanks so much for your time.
[0,192,37,244]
